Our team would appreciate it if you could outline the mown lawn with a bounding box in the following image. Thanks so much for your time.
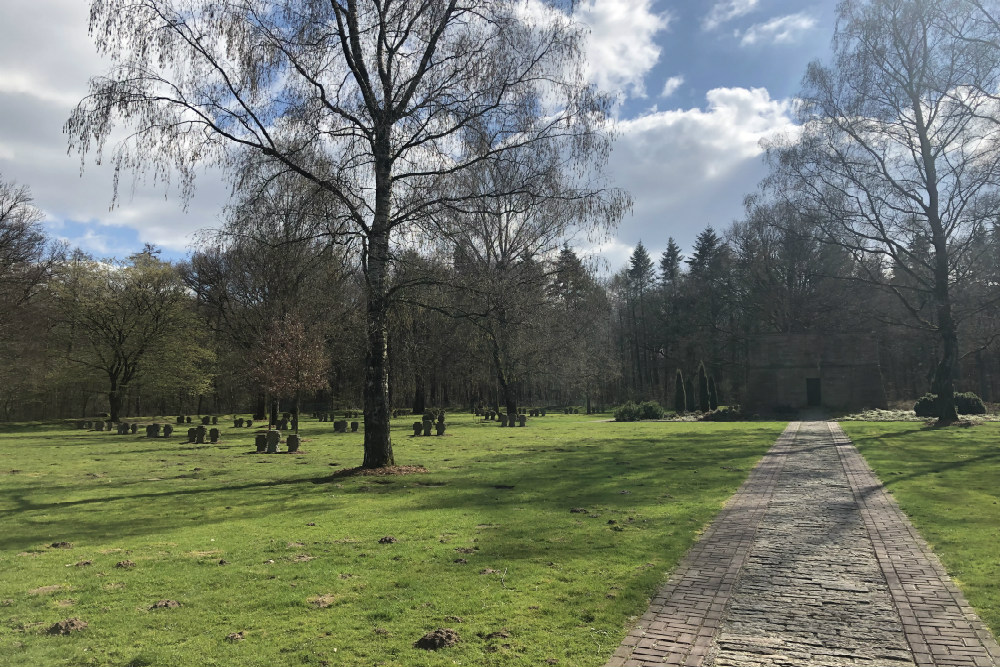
[842,421,1000,637]
[0,414,784,666]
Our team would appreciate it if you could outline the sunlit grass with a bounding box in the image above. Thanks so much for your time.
[842,421,1000,637]
[0,414,783,666]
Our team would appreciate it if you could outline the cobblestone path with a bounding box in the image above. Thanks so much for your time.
[606,422,1000,667]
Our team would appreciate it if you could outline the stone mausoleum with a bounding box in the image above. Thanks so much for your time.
[744,333,886,413]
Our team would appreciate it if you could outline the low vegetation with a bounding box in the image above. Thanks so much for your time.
[0,414,783,666]
[844,422,1000,636]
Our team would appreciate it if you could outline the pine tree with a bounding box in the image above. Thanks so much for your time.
[708,375,719,411]
[674,369,686,413]
[685,377,695,412]
[697,361,710,412]
[687,226,722,277]
[659,237,683,285]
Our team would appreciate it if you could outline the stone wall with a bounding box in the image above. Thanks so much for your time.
[745,333,886,413]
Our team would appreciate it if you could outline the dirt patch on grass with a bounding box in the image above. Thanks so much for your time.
[291,554,315,562]
[55,599,75,608]
[47,618,87,635]
[308,594,339,608]
[149,600,181,609]
[328,465,429,478]
[30,585,66,596]
[415,628,460,650]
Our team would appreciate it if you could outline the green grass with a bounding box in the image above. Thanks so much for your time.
[841,421,1000,636]
[0,414,784,666]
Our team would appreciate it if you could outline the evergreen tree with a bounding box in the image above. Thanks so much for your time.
[687,226,723,277]
[685,377,695,412]
[674,369,686,413]
[697,361,710,412]
[708,375,719,411]
[659,237,683,285]
[628,241,656,290]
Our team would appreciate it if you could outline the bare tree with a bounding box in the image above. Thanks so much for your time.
[766,0,1000,421]
[67,0,617,467]
[431,140,626,415]
[0,176,60,319]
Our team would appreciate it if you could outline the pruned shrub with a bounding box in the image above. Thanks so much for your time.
[613,402,641,422]
[638,401,665,420]
[955,392,986,415]
[913,392,986,416]
[614,401,665,422]
[913,393,937,417]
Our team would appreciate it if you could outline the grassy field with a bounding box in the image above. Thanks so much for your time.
[842,421,1000,637]
[0,414,784,666]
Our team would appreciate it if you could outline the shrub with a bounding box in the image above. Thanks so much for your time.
[955,392,986,415]
[638,401,665,420]
[913,393,937,417]
[701,405,746,422]
[913,392,986,416]
[614,401,665,421]
[613,402,641,422]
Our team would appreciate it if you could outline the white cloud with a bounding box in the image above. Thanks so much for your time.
[574,0,671,98]
[703,0,760,30]
[604,87,798,260]
[739,13,818,46]
[660,75,685,98]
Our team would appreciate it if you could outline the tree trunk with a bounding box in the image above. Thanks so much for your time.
[361,126,395,468]
[108,377,122,422]
[253,391,266,421]
[412,373,426,415]
[931,305,959,422]
[362,231,394,467]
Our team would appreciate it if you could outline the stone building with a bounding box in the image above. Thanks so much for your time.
[744,333,886,413]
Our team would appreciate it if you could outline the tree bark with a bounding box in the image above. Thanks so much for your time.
[107,377,122,422]
[361,124,395,469]
[412,373,425,415]
[362,228,394,467]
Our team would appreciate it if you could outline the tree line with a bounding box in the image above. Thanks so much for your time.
[2,0,1000,458]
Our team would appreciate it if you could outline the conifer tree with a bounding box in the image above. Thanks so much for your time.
[709,376,719,411]
[698,361,711,412]
[674,369,686,414]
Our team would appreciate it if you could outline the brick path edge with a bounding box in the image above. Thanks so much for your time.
[605,423,801,667]
[830,422,1000,667]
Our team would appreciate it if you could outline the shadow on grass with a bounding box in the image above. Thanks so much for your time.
[0,429,776,555]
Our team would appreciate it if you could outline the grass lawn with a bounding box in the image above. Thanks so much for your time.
[0,414,784,666]
[841,421,1000,637]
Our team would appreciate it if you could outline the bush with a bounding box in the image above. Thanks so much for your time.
[614,400,665,422]
[913,393,937,417]
[701,405,746,422]
[913,392,986,416]
[613,402,641,422]
[638,401,665,420]
[955,392,986,415]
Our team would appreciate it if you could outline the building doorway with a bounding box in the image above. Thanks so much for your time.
[806,378,822,407]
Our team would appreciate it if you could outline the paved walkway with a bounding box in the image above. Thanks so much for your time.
[606,422,1000,667]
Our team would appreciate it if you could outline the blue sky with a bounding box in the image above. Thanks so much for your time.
[0,0,839,268]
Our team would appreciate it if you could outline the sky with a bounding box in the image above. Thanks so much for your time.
[0,0,839,269]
